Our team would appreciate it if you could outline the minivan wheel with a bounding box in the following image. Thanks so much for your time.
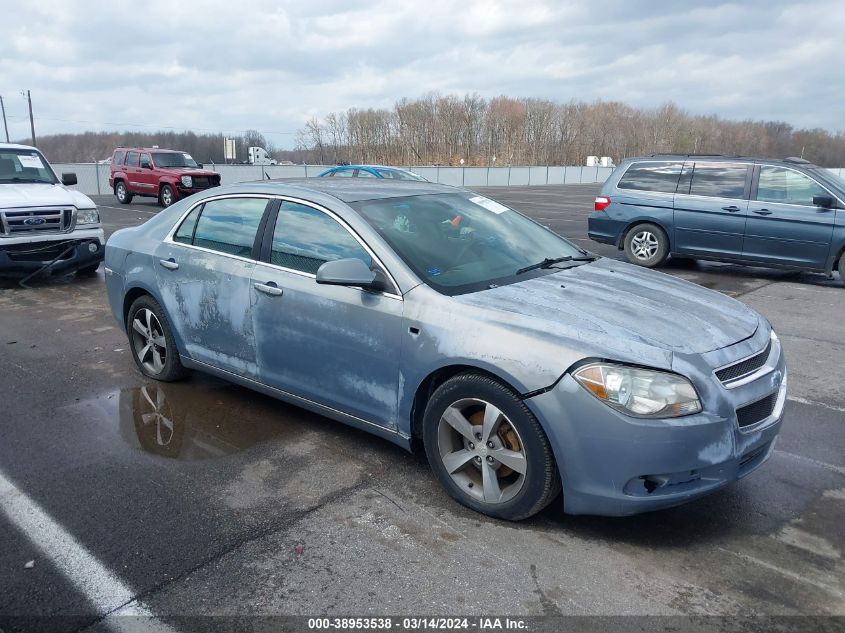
[127,295,187,382]
[159,184,175,208]
[423,373,561,521]
[624,223,669,267]
[115,181,133,204]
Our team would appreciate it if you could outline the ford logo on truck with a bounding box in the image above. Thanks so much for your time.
[23,217,46,226]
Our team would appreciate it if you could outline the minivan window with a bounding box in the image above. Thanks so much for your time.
[617,162,683,193]
[125,151,140,168]
[270,201,372,275]
[757,166,828,207]
[191,198,268,258]
[689,164,748,199]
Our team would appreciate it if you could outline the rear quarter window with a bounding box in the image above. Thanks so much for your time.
[617,162,683,193]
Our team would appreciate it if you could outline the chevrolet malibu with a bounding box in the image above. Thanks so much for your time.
[104,179,786,519]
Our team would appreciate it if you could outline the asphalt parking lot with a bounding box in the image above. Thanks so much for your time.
[1,184,843,629]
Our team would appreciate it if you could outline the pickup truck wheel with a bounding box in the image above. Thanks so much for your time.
[115,181,133,204]
[624,223,669,268]
[127,295,187,382]
[159,185,175,208]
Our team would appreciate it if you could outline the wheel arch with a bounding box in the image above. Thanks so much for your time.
[121,283,186,356]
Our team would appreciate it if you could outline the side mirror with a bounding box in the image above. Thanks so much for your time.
[61,173,77,186]
[316,258,384,291]
[813,194,835,208]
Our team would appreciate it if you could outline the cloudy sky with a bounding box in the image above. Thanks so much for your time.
[2,0,843,148]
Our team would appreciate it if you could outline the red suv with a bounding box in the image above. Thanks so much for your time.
[109,147,221,207]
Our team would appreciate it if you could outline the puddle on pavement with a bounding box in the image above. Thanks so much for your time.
[111,377,318,461]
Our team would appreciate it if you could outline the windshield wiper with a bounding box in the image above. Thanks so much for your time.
[0,177,51,184]
[515,254,598,275]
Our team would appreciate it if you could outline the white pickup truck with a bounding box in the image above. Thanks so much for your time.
[0,143,104,279]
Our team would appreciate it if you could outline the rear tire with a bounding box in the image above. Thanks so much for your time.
[115,181,133,204]
[423,373,561,521]
[623,222,669,268]
[126,295,187,382]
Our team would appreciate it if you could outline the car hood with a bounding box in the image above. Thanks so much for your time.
[0,183,96,209]
[156,167,218,177]
[455,258,759,356]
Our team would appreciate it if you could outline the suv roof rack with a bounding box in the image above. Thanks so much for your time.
[783,156,811,164]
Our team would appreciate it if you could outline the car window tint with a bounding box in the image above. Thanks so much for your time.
[270,201,372,275]
[356,169,377,178]
[689,163,748,198]
[140,154,151,169]
[125,151,140,167]
[332,169,353,177]
[192,198,267,258]
[617,162,682,193]
[757,166,828,206]
[173,206,202,244]
[113,150,125,165]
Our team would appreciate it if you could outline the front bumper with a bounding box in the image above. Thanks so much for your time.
[0,228,105,275]
[175,183,220,198]
[526,332,787,516]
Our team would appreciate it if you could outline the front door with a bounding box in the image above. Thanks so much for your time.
[742,165,836,269]
[672,162,751,257]
[137,153,158,195]
[251,200,404,429]
[154,196,272,377]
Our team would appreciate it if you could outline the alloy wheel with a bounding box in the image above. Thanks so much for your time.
[631,230,659,260]
[131,308,167,374]
[437,398,527,504]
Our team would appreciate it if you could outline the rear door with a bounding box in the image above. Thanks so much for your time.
[742,165,836,269]
[672,162,751,257]
[154,196,273,376]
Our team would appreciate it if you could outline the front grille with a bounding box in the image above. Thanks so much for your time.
[3,240,78,261]
[191,176,216,189]
[716,340,772,384]
[736,392,777,428]
[0,208,73,236]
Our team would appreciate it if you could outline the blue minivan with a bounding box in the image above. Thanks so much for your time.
[588,155,845,284]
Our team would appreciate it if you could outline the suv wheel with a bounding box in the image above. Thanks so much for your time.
[159,184,175,208]
[423,373,561,521]
[127,295,187,382]
[115,181,133,204]
[624,223,669,267]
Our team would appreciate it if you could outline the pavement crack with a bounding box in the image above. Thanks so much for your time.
[529,563,563,616]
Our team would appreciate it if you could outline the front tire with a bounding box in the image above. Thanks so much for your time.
[623,222,669,267]
[115,181,133,204]
[127,295,187,382]
[159,184,175,208]
[423,373,561,521]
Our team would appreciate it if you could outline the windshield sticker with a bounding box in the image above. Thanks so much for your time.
[426,267,442,277]
[469,195,509,214]
[18,154,45,170]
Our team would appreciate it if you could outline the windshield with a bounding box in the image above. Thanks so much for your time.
[0,149,58,184]
[152,152,198,168]
[376,168,426,181]
[352,193,585,295]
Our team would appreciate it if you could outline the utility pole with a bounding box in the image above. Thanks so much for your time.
[0,96,9,142]
[25,90,35,146]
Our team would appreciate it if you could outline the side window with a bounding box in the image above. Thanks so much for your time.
[617,162,682,193]
[270,201,372,275]
[192,198,268,257]
[173,205,202,244]
[757,166,828,207]
[689,163,748,199]
[140,154,151,169]
[125,151,140,167]
[356,169,377,178]
[333,169,354,177]
[113,150,125,165]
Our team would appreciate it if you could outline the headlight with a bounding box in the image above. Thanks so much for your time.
[573,363,702,418]
[180,175,193,187]
[76,208,100,225]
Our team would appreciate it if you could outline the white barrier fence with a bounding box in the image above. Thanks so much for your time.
[50,162,845,197]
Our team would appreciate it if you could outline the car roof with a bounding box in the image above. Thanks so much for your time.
[331,165,411,171]
[0,143,39,151]
[115,147,184,153]
[216,177,456,203]
[624,154,818,168]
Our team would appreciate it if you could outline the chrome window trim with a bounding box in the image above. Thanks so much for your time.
[754,163,844,208]
[163,193,403,300]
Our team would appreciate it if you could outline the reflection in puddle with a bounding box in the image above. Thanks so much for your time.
[119,380,309,460]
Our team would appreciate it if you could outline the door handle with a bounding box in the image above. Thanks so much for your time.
[254,282,283,296]
[752,209,773,216]
[722,205,741,212]
[159,258,179,270]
